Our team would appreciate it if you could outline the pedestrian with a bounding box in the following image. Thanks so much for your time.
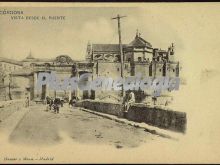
[25,97,29,108]
[124,91,135,112]
[69,96,76,108]
[49,98,54,110]
[152,97,157,105]
[165,100,169,106]
[46,96,51,111]
[53,98,61,113]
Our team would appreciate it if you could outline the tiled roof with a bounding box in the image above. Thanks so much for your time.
[91,34,152,53]
[92,44,127,52]
[128,35,152,48]
[0,57,23,66]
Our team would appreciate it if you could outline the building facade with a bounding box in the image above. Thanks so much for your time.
[85,32,180,102]
[0,57,23,101]
[1,31,180,104]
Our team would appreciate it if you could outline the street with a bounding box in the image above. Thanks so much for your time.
[1,103,164,149]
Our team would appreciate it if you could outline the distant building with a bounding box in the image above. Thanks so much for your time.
[0,57,23,74]
[10,54,77,101]
[85,31,180,102]
[0,57,23,101]
[21,52,53,67]
[1,30,180,103]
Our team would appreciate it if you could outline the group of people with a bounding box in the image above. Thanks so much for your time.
[46,97,63,113]
[45,96,78,113]
[44,92,136,115]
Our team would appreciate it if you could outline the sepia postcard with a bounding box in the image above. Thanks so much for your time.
[0,2,220,164]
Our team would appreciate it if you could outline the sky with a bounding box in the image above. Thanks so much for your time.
[0,7,142,61]
[1,3,220,80]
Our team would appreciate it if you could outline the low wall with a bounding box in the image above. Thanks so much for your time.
[126,104,186,133]
[0,99,25,108]
[0,99,26,121]
[76,100,187,133]
[76,100,122,116]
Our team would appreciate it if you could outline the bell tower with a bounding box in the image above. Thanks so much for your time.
[168,43,175,62]
[86,41,92,61]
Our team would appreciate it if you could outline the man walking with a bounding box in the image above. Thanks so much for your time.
[53,98,61,113]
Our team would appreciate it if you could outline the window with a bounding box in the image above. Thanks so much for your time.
[117,68,120,71]
[173,69,175,72]
[125,64,128,69]
[138,57,142,62]
[149,64,152,76]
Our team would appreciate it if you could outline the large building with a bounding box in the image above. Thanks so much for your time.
[86,32,178,77]
[85,32,179,102]
[1,30,180,104]
[10,54,79,101]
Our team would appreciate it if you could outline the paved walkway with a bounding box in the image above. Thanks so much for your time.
[0,104,166,149]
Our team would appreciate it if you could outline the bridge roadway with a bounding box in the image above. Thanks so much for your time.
[1,103,165,149]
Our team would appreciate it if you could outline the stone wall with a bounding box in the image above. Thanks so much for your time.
[134,62,151,77]
[126,104,186,133]
[76,100,122,116]
[95,61,130,78]
[76,100,187,133]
